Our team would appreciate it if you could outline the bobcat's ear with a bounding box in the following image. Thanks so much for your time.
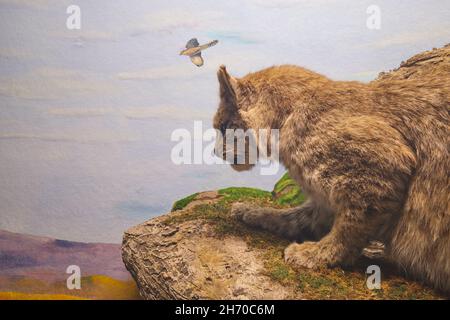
[217,65,239,107]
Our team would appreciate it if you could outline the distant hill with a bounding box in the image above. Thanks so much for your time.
[0,229,130,282]
[0,229,140,300]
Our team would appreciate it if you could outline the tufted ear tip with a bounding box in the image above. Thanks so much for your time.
[218,65,239,96]
[217,65,228,78]
[217,65,240,109]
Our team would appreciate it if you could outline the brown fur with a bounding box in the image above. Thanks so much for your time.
[213,45,450,294]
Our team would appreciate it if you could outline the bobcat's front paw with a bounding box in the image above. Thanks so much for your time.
[284,242,336,270]
[230,202,269,229]
[230,202,254,220]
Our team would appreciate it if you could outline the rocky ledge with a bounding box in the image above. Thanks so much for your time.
[122,174,443,300]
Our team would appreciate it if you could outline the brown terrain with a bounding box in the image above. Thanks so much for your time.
[0,229,139,299]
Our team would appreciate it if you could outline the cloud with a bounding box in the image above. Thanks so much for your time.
[115,200,166,217]
[0,132,137,144]
[247,0,338,8]
[132,9,225,34]
[0,47,33,60]
[370,29,450,49]
[117,50,230,80]
[0,67,118,100]
[1,104,211,146]
[51,30,117,43]
[47,107,114,117]
[247,0,304,8]
[117,63,209,81]
[117,49,267,81]
[350,70,379,82]
[206,31,261,45]
[0,0,56,8]
[122,106,209,120]
[46,106,210,120]
[128,7,258,46]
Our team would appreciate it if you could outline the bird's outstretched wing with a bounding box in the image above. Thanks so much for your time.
[190,52,204,67]
[198,40,218,51]
[186,38,199,49]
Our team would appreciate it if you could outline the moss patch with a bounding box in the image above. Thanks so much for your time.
[272,172,306,206]
[172,174,305,212]
[166,202,230,226]
[218,187,272,202]
[171,192,199,211]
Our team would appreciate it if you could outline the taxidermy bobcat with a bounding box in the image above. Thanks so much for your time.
[213,46,449,294]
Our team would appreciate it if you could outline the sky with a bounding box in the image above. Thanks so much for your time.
[0,0,449,243]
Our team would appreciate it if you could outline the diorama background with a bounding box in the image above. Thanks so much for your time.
[0,0,449,300]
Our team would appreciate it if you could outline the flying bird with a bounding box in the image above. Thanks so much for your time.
[179,38,218,67]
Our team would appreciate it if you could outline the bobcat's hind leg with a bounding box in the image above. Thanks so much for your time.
[284,206,392,269]
[284,173,407,269]
[231,200,333,241]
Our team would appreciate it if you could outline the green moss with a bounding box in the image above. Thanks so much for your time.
[262,248,296,285]
[218,187,272,202]
[170,173,303,212]
[298,272,340,292]
[270,265,291,282]
[388,283,408,299]
[277,188,306,206]
[166,202,229,224]
[273,172,294,194]
[171,192,199,211]
[272,172,306,206]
